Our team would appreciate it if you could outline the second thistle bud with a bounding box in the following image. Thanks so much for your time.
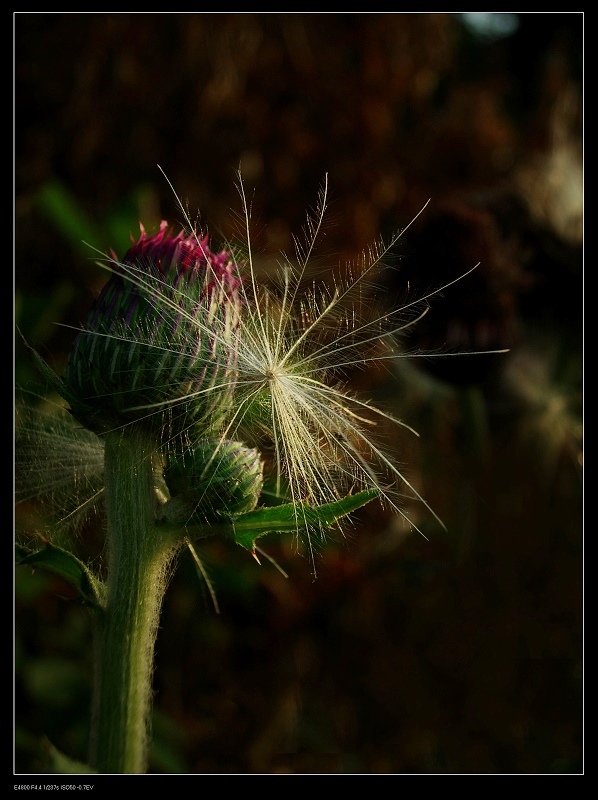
[63,221,242,440]
[162,440,264,524]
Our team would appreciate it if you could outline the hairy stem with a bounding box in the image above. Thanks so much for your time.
[90,428,180,774]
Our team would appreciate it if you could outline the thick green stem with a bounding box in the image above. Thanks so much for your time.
[90,429,180,774]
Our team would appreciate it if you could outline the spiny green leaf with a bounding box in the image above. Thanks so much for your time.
[158,490,380,551]
[229,488,379,551]
[16,541,106,610]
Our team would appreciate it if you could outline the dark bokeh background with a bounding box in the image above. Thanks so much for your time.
[14,13,583,774]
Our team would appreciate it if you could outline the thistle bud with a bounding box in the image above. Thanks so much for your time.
[162,440,264,523]
[63,221,241,439]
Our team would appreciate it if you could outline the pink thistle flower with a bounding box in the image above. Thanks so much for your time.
[64,221,243,441]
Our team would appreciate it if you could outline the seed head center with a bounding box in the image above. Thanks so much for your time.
[265,365,282,382]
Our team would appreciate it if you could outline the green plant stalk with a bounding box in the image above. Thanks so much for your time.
[90,428,181,774]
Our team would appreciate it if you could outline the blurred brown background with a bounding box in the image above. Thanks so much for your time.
[15,13,583,774]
